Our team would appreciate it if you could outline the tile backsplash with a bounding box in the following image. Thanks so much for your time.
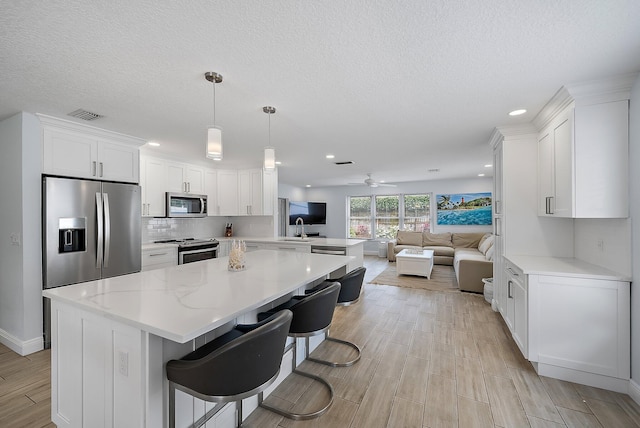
[142,216,274,242]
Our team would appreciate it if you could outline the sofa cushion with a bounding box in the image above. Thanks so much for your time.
[478,234,494,255]
[422,232,453,247]
[452,232,486,248]
[424,246,455,257]
[396,231,422,247]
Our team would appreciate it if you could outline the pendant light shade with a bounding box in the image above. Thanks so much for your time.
[207,126,222,160]
[205,72,223,161]
[263,106,276,170]
[264,147,275,170]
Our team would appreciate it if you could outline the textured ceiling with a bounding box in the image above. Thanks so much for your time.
[1,1,639,187]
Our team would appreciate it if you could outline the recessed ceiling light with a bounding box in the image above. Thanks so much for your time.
[147,142,160,147]
[326,154,335,159]
[305,184,311,188]
[484,164,492,168]
[509,109,527,116]
[478,173,485,177]
[275,161,282,165]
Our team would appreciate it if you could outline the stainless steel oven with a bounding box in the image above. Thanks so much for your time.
[178,239,219,264]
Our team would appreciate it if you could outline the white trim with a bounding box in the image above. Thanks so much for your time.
[629,379,640,406]
[0,327,44,356]
[535,362,629,393]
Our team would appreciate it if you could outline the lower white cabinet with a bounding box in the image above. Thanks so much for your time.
[503,256,630,392]
[141,246,177,271]
[503,260,527,358]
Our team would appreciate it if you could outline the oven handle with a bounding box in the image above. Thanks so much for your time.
[179,247,219,256]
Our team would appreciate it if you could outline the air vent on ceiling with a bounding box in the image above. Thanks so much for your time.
[334,161,355,165]
[428,168,440,173]
[67,109,104,121]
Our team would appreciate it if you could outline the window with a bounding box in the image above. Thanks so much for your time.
[375,195,399,239]
[348,196,372,238]
[348,193,431,239]
[403,194,430,232]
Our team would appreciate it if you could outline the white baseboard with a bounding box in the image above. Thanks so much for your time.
[629,379,640,405]
[0,327,44,356]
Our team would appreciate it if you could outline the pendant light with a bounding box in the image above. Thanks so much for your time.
[263,106,276,170]
[205,72,223,160]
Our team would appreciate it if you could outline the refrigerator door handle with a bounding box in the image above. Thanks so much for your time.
[96,192,104,268]
[103,193,111,268]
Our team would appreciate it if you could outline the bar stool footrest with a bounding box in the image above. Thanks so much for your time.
[259,369,334,421]
[306,336,362,368]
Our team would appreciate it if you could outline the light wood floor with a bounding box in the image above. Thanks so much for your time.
[246,256,640,428]
[2,256,640,427]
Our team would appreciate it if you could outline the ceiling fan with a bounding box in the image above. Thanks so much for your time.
[348,173,397,188]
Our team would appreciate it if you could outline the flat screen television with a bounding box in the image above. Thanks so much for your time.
[289,201,327,225]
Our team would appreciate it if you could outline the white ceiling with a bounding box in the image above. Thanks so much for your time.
[1,1,639,187]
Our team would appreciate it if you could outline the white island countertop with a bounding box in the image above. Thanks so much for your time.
[505,255,631,281]
[216,237,366,247]
[43,250,354,343]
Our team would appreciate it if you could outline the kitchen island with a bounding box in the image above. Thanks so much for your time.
[43,250,354,428]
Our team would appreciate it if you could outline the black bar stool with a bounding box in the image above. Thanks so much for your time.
[166,310,293,428]
[257,282,341,420]
[304,266,367,367]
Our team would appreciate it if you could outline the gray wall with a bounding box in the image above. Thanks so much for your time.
[0,112,43,354]
[630,74,640,387]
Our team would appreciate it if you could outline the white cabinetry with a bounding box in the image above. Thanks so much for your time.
[238,169,263,215]
[167,162,204,194]
[204,169,219,216]
[217,170,239,216]
[504,261,527,357]
[141,246,177,271]
[505,255,630,392]
[40,115,143,183]
[140,157,167,217]
[537,100,629,218]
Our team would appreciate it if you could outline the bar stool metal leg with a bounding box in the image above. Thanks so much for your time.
[305,333,362,367]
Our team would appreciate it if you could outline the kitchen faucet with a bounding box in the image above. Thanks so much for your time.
[295,217,307,239]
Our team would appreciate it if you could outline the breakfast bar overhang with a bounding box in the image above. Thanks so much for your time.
[43,250,355,428]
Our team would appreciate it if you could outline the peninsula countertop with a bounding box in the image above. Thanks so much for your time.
[504,255,631,281]
[43,250,354,343]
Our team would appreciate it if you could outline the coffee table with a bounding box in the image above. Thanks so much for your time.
[396,249,435,279]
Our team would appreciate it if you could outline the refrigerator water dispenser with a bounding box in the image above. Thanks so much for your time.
[58,217,86,253]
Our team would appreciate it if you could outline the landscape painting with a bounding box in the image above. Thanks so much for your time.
[436,193,492,225]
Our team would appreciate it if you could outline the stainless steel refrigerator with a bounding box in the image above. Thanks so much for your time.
[42,176,141,345]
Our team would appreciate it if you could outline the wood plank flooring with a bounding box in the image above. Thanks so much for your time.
[247,256,640,428]
[1,255,639,427]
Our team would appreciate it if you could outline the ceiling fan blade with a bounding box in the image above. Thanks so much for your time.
[377,183,397,187]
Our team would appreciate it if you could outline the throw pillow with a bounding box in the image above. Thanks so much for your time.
[422,232,453,247]
[396,231,422,247]
[485,244,495,261]
[478,234,494,255]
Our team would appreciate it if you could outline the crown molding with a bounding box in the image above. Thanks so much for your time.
[532,72,638,131]
[488,124,538,148]
[36,113,146,147]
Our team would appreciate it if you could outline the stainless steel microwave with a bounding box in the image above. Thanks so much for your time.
[166,193,207,217]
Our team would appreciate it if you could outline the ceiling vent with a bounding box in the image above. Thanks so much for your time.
[334,161,355,165]
[67,109,104,121]
[428,168,440,173]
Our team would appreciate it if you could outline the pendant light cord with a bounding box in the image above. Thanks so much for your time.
[212,80,216,126]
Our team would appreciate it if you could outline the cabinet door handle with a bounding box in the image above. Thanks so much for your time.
[506,267,519,277]
[508,280,513,298]
[187,182,191,193]
[92,161,97,176]
[99,162,104,177]
[495,200,501,215]
[546,196,554,215]
[149,252,168,257]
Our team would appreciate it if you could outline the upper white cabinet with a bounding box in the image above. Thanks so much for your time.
[167,162,204,194]
[238,169,263,215]
[140,157,167,217]
[216,170,239,216]
[204,169,219,216]
[40,115,143,183]
[536,78,632,218]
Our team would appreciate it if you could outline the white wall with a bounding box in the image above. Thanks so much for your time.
[0,112,43,355]
[629,74,640,386]
[574,218,632,277]
[303,177,493,239]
